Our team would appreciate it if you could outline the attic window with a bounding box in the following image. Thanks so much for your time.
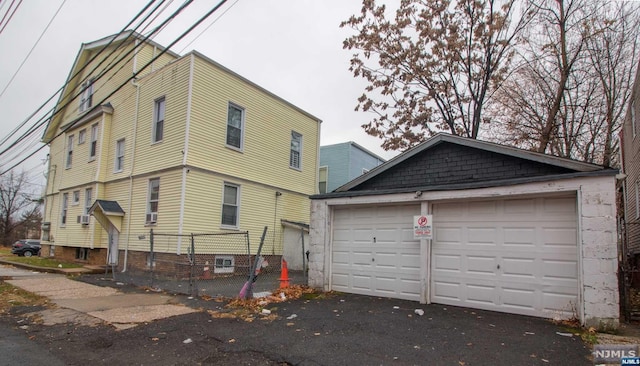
[79,78,94,113]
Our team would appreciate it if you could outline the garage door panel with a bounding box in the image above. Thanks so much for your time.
[467,256,498,275]
[431,196,578,319]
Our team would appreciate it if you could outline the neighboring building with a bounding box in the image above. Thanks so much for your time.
[40,31,321,271]
[620,59,640,270]
[309,133,619,329]
[319,141,385,193]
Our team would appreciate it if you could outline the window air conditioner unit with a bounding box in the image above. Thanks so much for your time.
[80,215,90,225]
[146,213,158,223]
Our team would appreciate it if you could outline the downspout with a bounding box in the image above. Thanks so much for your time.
[123,77,141,271]
[177,53,195,254]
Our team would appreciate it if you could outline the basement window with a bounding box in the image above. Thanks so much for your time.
[76,248,89,261]
[214,255,234,274]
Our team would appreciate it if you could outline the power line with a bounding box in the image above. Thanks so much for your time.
[178,0,240,54]
[0,0,163,160]
[0,0,66,101]
[0,0,22,35]
[1,0,230,175]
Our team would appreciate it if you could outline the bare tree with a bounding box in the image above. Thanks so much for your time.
[0,171,42,245]
[490,0,640,166]
[342,0,533,151]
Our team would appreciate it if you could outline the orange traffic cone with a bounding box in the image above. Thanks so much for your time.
[279,259,290,288]
[202,261,212,280]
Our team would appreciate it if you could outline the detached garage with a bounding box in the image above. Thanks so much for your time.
[309,134,619,329]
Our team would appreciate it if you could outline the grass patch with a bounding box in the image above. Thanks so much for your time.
[0,281,48,313]
[3,256,82,269]
[0,247,12,257]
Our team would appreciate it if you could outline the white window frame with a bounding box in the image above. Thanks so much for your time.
[89,124,98,161]
[66,135,74,169]
[78,129,86,144]
[61,193,68,227]
[636,180,640,219]
[226,103,244,150]
[146,178,160,224]
[114,138,125,172]
[214,255,235,274]
[152,97,165,143]
[221,183,240,228]
[79,78,94,113]
[319,166,328,194]
[633,100,637,138]
[84,188,92,215]
[290,131,302,170]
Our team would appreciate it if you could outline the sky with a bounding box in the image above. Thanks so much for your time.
[0,0,400,190]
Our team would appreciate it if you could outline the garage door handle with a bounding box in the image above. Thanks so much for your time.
[497,264,500,269]
[372,258,375,262]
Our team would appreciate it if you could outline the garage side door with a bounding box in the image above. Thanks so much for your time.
[332,205,421,301]
[431,196,578,319]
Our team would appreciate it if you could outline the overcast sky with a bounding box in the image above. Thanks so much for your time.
[0,0,399,189]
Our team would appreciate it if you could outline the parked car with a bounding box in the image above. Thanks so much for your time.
[11,239,41,257]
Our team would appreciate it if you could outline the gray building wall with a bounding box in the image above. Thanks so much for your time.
[319,142,385,192]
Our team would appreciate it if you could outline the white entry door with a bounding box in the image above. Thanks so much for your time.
[431,195,578,319]
[331,205,421,301]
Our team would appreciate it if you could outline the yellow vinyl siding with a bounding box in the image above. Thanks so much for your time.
[187,56,320,196]
[51,186,103,248]
[131,57,191,175]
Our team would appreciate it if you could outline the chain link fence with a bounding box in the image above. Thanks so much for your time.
[109,227,306,298]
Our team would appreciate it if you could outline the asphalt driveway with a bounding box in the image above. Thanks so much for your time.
[193,293,592,365]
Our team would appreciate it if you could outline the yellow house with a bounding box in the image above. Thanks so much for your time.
[40,31,321,272]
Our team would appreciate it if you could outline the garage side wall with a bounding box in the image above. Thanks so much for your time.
[309,200,328,290]
[580,177,619,330]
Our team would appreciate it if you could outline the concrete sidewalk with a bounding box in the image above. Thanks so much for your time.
[1,264,197,329]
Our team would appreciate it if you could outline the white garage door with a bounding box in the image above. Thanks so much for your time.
[331,205,421,301]
[431,195,578,319]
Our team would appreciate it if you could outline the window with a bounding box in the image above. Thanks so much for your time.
[78,129,86,144]
[61,193,68,226]
[90,124,98,160]
[153,97,165,143]
[84,188,92,215]
[66,135,74,168]
[222,183,239,227]
[226,103,244,149]
[290,131,302,169]
[214,255,235,274]
[79,78,94,112]
[115,139,125,172]
[76,247,90,261]
[633,100,637,138]
[72,190,80,205]
[146,178,160,224]
[319,166,328,194]
[636,181,640,219]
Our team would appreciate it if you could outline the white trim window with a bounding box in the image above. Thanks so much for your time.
[214,255,235,273]
[89,124,98,160]
[72,190,80,205]
[66,135,74,168]
[84,188,92,215]
[146,178,160,224]
[222,183,240,227]
[61,193,68,227]
[290,131,302,169]
[635,180,640,219]
[114,138,125,172]
[319,166,328,194]
[79,78,94,112]
[226,103,244,150]
[153,97,165,143]
[78,129,86,144]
